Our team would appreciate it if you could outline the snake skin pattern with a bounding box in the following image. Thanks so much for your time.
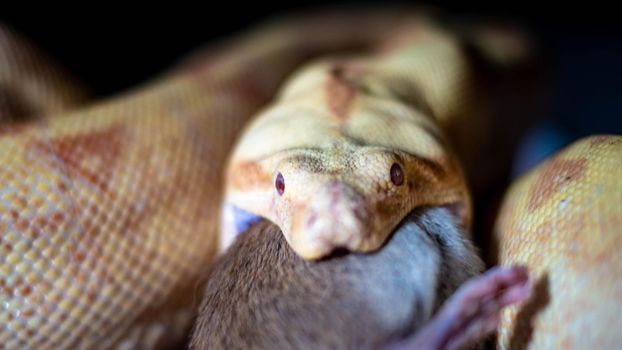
[495,135,622,348]
[0,9,620,350]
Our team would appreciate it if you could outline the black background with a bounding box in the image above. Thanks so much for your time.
[2,2,621,139]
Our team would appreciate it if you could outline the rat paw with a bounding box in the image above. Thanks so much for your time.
[386,265,532,350]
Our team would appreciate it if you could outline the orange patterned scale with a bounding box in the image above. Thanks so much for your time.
[495,136,622,349]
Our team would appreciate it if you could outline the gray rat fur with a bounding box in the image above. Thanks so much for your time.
[190,207,483,349]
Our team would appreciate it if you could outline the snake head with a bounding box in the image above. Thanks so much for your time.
[225,145,468,260]
[223,60,471,259]
[268,148,414,259]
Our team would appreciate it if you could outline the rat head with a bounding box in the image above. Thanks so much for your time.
[262,146,429,259]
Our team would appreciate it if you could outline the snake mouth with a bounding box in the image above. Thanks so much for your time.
[289,181,372,259]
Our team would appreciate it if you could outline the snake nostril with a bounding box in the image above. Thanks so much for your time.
[354,206,368,222]
[306,211,318,227]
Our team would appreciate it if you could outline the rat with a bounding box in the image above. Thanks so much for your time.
[190,207,531,349]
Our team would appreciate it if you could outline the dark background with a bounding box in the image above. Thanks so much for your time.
[2,2,621,168]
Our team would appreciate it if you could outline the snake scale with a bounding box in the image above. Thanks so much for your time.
[1,9,621,350]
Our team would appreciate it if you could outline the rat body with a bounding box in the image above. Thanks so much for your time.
[191,208,529,349]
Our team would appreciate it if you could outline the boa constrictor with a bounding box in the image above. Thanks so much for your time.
[0,9,620,350]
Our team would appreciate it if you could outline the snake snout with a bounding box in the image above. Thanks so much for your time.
[293,181,370,259]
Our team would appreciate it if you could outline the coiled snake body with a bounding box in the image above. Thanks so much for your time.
[0,10,620,349]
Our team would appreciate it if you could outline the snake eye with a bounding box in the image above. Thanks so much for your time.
[390,163,404,186]
[275,172,285,195]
